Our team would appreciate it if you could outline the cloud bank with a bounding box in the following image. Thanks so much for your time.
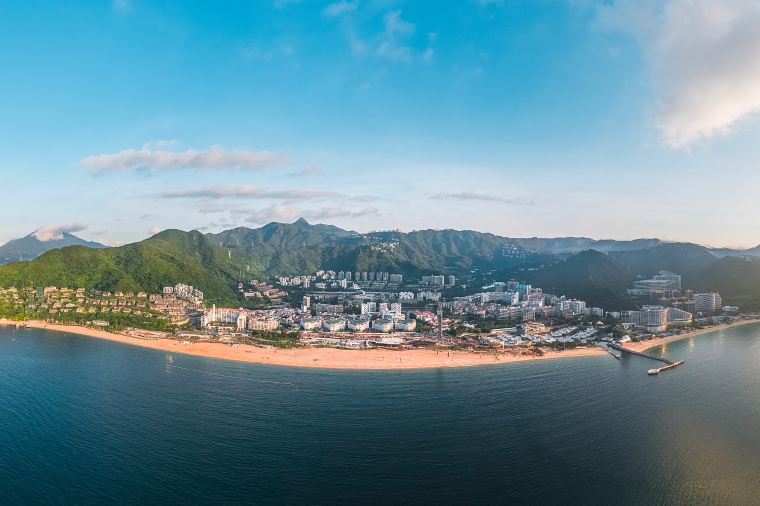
[34,223,88,242]
[244,204,379,225]
[81,144,286,173]
[596,0,760,148]
[433,192,533,205]
[160,185,343,201]
[159,185,377,202]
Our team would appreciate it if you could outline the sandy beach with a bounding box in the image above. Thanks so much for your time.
[0,319,606,369]
[623,318,760,353]
[3,318,756,369]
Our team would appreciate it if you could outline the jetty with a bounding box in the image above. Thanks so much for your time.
[607,342,685,376]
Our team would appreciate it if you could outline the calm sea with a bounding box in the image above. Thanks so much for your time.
[2,325,760,505]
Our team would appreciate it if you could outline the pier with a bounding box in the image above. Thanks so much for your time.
[607,342,685,376]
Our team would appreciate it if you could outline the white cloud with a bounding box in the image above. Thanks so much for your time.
[433,192,534,205]
[158,185,376,202]
[98,239,124,247]
[34,223,88,242]
[236,204,380,225]
[323,1,358,18]
[596,0,760,148]
[149,226,161,235]
[377,10,416,62]
[81,144,287,174]
[112,0,130,12]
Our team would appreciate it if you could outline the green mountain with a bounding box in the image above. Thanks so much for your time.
[0,230,245,305]
[610,243,718,278]
[208,221,558,276]
[689,255,760,309]
[0,232,105,265]
[4,219,760,311]
[512,237,663,255]
[522,250,635,309]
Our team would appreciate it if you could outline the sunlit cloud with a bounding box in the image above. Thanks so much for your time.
[81,144,287,174]
[596,0,760,148]
[33,223,88,242]
[158,185,377,202]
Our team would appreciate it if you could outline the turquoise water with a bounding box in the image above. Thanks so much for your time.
[3,325,760,504]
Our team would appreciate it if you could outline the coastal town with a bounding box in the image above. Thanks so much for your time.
[0,268,747,362]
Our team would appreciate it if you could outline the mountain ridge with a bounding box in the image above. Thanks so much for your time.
[4,219,760,309]
[0,232,106,265]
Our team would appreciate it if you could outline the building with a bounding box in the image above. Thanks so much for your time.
[347,318,370,332]
[314,303,343,315]
[632,271,682,293]
[622,305,692,333]
[361,302,378,315]
[558,299,587,317]
[422,275,446,286]
[371,319,394,332]
[694,292,722,312]
[395,319,417,331]
[300,318,321,331]
[236,312,247,331]
[248,318,279,332]
[322,318,346,332]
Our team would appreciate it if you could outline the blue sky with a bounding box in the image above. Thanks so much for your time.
[2,0,760,247]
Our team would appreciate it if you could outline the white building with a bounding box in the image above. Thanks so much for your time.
[694,292,722,312]
[371,319,394,332]
[347,318,370,332]
[395,319,417,331]
[248,318,279,332]
[322,318,346,332]
[622,305,692,333]
[300,318,321,331]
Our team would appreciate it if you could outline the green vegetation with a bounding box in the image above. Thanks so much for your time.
[3,220,760,313]
[0,230,251,306]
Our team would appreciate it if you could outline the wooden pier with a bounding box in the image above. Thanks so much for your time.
[607,342,685,376]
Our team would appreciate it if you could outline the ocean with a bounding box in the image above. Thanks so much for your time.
[2,324,760,504]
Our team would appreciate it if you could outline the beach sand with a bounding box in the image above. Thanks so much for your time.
[0,319,605,370]
[4,318,755,369]
[623,318,760,353]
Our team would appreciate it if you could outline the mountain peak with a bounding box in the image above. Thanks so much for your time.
[0,230,106,265]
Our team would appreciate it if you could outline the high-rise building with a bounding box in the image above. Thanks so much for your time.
[694,292,722,312]
[622,305,692,332]
[633,271,682,292]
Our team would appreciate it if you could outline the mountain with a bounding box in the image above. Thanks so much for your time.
[521,250,635,309]
[511,237,664,255]
[610,243,718,279]
[0,230,245,305]
[5,219,760,310]
[689,255,760,309]
[710,244,760,258]
[207,221,558,276]
[209,218,354,254]
[0,232,106,265]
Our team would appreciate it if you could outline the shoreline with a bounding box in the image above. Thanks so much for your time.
[3,318,756,369]
[0,319,605,370]
[623,318,760,353]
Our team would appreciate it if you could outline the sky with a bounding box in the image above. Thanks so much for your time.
[2,0,760,247]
